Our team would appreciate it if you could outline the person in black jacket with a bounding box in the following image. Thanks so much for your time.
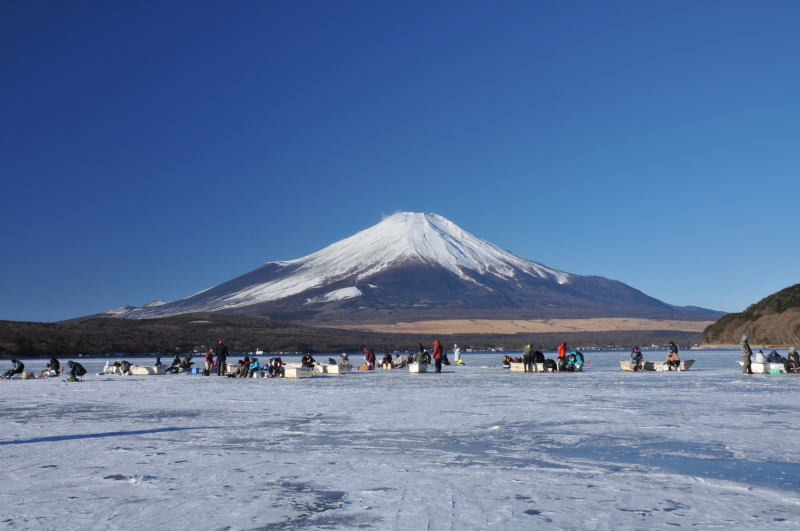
[66,361,86,381]
[1,359,25,379]
[49,357,60,374]
[740,335,753,374]
[301,353,316,368]
[215,341,229,376]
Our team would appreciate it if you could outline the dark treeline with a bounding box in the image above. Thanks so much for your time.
[0,313,700,357]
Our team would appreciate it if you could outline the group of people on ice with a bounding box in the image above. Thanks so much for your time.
[740,335,800,374]
[504,342,585,372]
[1,357,86,381]
[628,341,682,371]
[362,340,464,373]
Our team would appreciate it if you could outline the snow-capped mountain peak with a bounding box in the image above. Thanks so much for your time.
[278,212,569,285]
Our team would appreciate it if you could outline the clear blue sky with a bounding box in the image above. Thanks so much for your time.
[2,1,799,322]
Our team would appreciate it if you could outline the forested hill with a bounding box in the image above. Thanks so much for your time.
[702,284,800,346]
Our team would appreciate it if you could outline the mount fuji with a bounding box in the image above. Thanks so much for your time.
[100,212,722,322]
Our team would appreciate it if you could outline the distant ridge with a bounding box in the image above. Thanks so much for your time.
[702,284,800,345]
[90,212,724,323]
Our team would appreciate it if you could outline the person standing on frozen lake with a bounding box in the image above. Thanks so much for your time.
[432,339,443,373]
[453,344,461,362]
[740,334,753,374]
[522,343,534,372]
[215,340,229,376]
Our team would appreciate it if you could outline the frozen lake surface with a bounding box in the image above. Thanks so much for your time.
[1,350,799,530]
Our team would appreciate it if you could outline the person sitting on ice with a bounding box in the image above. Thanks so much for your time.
[563,353,577,372]
[542,358,558,372]
[301,353,316,368]
[558,355,570,372]
[422,351,431,364]
[788,347,800,372]
[393,355,406,368]
[154,356,163,367]
[380,353,393,368]
[266,357,283,377]
[66,361,87,381]
[165,355,183,373]
[236,357,251,377]
[99,361,116,375]
[502,355,512,366]
[340,354,350,364]
[180,353,194,371]
[119,360,132,375]
[755,350,767,363]
[247,358,260,378]
[767,350,783,363]
[573,351,585,370]
[1,359,25,379]
[630,347,644,371]
[40,357,60,377]
[666,350,681,371]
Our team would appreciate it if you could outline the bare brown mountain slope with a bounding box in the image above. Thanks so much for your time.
[702,284,800,346]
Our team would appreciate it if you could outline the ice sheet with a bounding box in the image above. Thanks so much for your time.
[1,350,798,530]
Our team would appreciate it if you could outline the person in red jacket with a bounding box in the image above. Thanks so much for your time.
[557,342,568,371]
[363,347,375,370]
[432,339,443,373]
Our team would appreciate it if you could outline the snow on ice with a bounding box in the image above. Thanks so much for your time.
[1,350,799,530]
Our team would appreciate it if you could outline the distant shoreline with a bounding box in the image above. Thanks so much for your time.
[322,318,714,335]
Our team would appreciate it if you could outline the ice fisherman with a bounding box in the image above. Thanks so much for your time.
[362,347,375,370]
[522,343,535,372]
[204,350,214,372]
[248,358,260,378]
[666,345,681,370]
[1,359,25,379]
[453,344,461,363]
[301,353,316,368]
[416,343,426,364]
[755,350,767,363]
[215,340,229,376]
[630,347,644,371]
[572,351,585,371]
[66,361,87,381]
[788,347,800,372]
[741,335,753,374]
[432,339,443,373]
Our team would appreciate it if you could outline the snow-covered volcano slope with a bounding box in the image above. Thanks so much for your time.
[103,213,721,321]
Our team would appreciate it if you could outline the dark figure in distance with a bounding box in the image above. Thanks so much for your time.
[301,353,316,368]
[216,341,229,376]
[741,334,753,374]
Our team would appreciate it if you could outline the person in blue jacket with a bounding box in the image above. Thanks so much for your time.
[630,347,644,371]
[247,358,260,378]
[573,351,585,371]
